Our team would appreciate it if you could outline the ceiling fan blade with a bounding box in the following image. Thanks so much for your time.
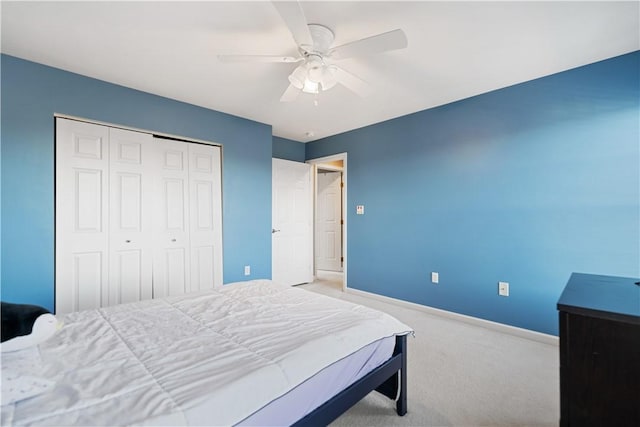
[330,29,408,60]
[280,83,301,102]
[333,66,372,98]
[272,1,313,48]
[217,55,301,63]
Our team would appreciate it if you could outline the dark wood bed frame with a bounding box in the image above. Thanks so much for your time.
[292,334,408,426]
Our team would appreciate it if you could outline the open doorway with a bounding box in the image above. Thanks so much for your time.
[308,153,347,291]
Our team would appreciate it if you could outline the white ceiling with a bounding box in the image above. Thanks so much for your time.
[2,1,638,142]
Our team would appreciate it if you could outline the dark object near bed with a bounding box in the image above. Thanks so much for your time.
[557,273,640,427]
[293,334,408,426]
[1,301,50,342]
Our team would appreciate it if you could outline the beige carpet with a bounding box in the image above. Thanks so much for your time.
[300,274,559,427]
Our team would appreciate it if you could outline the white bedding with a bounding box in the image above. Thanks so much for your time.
[1,280,412,426]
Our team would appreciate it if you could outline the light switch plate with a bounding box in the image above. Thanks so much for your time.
[498,281,509,296]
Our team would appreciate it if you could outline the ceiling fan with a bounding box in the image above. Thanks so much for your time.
[217,1,408,102]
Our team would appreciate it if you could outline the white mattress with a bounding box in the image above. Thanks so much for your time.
[238,335,396,426]
[1,280,411,426]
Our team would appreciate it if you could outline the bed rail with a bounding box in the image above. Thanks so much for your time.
[292,334,408,426]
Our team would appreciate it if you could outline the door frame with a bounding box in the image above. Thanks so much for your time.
[307,153,347,291]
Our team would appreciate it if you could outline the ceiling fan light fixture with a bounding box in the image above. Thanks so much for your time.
[306,55,324,83]
[288,65,307,89]
[307,66,323,83]
[320,66,338,91]
[302,79,319,94]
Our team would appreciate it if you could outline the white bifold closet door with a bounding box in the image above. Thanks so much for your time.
[56,118,222,314]
[152,138,223,298]
[109,127,155,306]
[188,142,223,292]
[152,138,191,298]
[56,119,113,314]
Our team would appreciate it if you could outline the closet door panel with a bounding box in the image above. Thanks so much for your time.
[114,250,142,304]
[109,128,154,305]
[75,169,104,231]
[165,248,188,295]
[193,246,215,289]
[153,138,191,298]
[56,119,110,314]
[189,144,223,291]
[73,252,103,310]
[165,179,187,229]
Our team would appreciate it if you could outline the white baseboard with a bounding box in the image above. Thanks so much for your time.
[345,287,559,346]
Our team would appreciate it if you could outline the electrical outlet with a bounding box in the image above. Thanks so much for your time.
[244,265,251,276]
[498,281,509,297]
[431,272,439,284]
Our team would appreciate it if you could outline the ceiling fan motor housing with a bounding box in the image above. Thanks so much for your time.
[305,24,335,55]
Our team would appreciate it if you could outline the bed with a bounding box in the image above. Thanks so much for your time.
[1,279,412,426]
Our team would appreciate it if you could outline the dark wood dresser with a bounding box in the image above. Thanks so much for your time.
[557,273,640,426]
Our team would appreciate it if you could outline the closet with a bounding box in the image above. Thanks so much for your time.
[55,118,222,314]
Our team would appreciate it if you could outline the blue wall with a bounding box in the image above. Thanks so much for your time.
[306,52,640,335]
[273,136,306,162]
[1,55,273,311]
[3,53,638,335]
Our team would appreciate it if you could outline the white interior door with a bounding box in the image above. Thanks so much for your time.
[315,170,343,272]
[152,138,191,298]
[272,158,313,286]
[108,128,154,305]
[188,143,223,291]
[56,119,110,313]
